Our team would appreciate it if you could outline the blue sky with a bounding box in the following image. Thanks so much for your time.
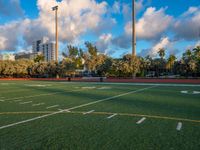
[0,0,200,58]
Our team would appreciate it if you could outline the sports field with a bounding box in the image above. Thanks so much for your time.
[0,80,200,150]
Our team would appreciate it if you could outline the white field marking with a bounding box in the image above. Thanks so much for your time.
[98,87,111,90]
[32,103,45,107]
[176,122,182,131]
[193,91,200,94]
[136,117,146,124]
[19,101,32,105]
[2,89,84,102]
[0,86,156,130]
[46,105,59,109]
[82,86,96,89]
[107,113,117,119]
[58,109,70,112]
[0,83,14,85]
[181,91,188,94]
[24,84,51,87]
[83,82,200,87]
[83,110,95,115]
[14,100,22,102]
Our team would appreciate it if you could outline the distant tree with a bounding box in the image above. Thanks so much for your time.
[34,54,45,63]
[158,48,165,60]
[166,54,176,73]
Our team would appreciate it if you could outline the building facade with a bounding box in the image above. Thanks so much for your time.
[32,37,55,62]
[15,52,41,60]
[0,54,15,61]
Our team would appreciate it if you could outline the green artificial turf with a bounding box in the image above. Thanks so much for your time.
[0,81,200,150]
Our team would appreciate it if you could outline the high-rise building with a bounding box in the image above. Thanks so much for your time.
[32,37,56,62]
[32,37,49,53]
[39,43,56,62]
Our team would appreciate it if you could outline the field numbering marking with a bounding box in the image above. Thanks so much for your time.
[0,86,156,130]
[19,101,32,105]
[107,113,117,119]
[83,110,95,115]
[46,105,59,109]
[136,117,146,124]
[176,122,182,131]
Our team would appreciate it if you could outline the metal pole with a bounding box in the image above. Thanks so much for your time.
[132,0,136,78]
[56,9,58,62]
[132,0,136,57]
[52,6,58,62]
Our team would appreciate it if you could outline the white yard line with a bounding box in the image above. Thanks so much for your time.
[32,103,45,107]
[83,110,95,115]
[0,86,156,130]
[19,101,32,105]
[136,117,146,124]
[107,113,117,119]
[58,109,70,112]
[46,105,59,109]
[176,122,182,131]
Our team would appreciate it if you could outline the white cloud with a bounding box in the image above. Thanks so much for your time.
[0,21,24,50]
[124,7,172,40]
[112,1,120,14]
[136,7,172,40]
[139,37,175,57]
[173,6,200,40]
[151,37,170,56]
[96,33,112,54]
[0,0,111,51]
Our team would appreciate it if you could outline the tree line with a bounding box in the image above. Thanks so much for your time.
[0,42,200,78]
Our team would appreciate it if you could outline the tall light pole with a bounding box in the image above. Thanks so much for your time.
[132,0,136,57]
[52,6,58,62]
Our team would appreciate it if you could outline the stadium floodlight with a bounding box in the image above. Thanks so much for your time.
[52,6,58,62]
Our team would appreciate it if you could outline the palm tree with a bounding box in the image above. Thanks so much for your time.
[166,54,176,73]
[158,48,165,60]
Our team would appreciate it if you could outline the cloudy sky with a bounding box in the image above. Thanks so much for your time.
[0,0,200,58]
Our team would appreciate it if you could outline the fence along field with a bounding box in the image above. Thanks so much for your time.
[0,81,200,149]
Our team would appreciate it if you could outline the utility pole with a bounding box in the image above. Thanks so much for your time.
[132,0,136,57]
[52,6,58,62]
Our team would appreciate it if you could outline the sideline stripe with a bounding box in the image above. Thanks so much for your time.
[0,86,156,130]
[136,117,146,124]
[19,101,32,105]
[46,105,59,109]
[107,113,117,119]
[0,111,200,123]
[83,110,95,115]
[176,122,182,131]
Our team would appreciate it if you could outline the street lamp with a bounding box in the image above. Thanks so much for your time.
[52,6,58,62]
